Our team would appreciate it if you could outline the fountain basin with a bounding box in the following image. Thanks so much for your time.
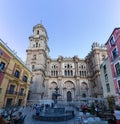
[32,108,74,122]
[33,113,73,122]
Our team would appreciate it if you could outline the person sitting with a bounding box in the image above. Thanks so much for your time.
[12,111,23,124]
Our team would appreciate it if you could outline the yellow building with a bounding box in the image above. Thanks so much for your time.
[0,39,32,108]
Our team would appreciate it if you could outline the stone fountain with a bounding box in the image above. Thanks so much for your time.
[33,86,74,122]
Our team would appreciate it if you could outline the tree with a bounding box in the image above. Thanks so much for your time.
[107,95,115,113]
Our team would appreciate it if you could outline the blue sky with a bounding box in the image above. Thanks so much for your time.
[0,0,120,61]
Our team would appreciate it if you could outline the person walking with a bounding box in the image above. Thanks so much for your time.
[113,106,120,124]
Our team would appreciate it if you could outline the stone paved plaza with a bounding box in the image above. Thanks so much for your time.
[17,106,108,124]
[22,107,77,124]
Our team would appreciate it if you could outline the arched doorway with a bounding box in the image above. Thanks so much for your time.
[49,82,57,99]
[67,91,72,101]
[82,93,86,97]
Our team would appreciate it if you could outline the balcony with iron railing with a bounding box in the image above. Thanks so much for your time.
[6,90,17,95]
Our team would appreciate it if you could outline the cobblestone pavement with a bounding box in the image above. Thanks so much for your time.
[21,107,78,124]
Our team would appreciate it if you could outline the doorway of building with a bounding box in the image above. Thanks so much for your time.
[18,99,22,106]
[67,91,72,101]
[5,98,12,108]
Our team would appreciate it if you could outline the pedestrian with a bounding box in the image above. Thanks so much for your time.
[113,106,120,124]
[95,105,99,117]
[12,111,24,124]
[35,104,40,116]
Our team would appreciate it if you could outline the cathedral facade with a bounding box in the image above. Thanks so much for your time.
[26,24,107,103]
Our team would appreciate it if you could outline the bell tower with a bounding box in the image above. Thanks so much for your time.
[26,24,49,102]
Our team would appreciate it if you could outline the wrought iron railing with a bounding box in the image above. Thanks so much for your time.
[6,90,17,95]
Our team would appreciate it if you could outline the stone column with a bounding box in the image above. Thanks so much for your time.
[58,78,62,99]
[76,78,80,99]
[44,78,49,99]
[58,61,62,76]
[47,60,50,76]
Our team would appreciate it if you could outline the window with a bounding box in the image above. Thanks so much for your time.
[106,83,110,92]
[110,36,115,46]
[0,61,5,72]
[65,70,67,76]
[36,43,38,47]
[0,88,2,94]
[103,65,106,74]
[37,30,39,34]
[20,88,24,95]
[9,85,15,94]
[18,99,22,106]
[118,80,120,89]
[115,63,120,76]
[23,75,28,82]
[82,71,84,76]
[81,65,83,69]
[71,70,73,76]
[0,49,3,56]
[105,74,108,82]
[68,70,70,76]
[32,65,35,71]
[56,71,58,76]
[67,64,70,68]
[64,64,73,76]
[80,71,81,76]
[6,98,12,108]
[84,71,86,76]
[51,71,53,76]
[14,70,20,78]
[112,48,118,59]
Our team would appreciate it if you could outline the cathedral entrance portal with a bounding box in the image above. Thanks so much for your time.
[67,91,72,101]
[63,81,75,101]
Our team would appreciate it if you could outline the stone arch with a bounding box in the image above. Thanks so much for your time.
[63,81,75,90]
[80,82,88,98]
[82,93,86,97]
[63,81,75,101]
[49,82,57,90]
[49,82,57,99]
[81,82,88,90]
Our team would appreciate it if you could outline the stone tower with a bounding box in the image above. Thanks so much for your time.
[85,42,107,97]
[26,24,49,101]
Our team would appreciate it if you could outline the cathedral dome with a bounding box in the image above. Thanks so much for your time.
[33,23,46,32]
